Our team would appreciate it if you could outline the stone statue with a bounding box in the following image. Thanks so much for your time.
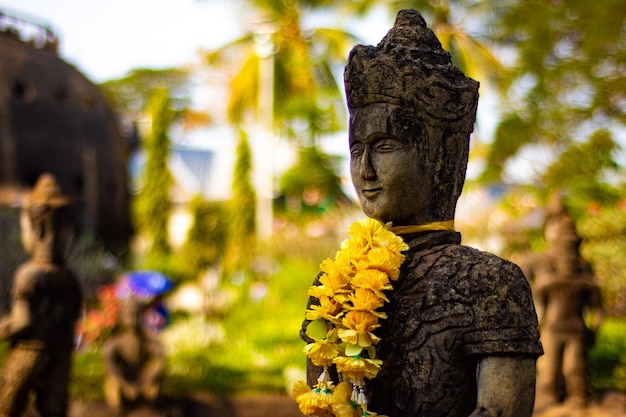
[301,10,543,417]
[0,173,83,417]
[517,194,602,411]
[103,296,164,414]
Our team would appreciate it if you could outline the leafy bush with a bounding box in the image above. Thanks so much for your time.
[66,239,326,401]
[589,317,626,393]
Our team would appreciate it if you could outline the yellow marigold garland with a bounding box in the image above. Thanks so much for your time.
[292,217,409,417]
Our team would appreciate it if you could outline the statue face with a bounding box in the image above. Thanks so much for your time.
[349,104,434,226]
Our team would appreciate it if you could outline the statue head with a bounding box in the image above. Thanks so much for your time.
[20,173,69,260]
[544,192,582,275]
[345,9,479,225]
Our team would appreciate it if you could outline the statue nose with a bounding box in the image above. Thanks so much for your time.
[359,149,376,180]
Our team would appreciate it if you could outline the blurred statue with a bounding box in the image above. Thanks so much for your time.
[103,296,164,414]
[300,10,543,417]
[0,173,83,417]
[518,194,602,410]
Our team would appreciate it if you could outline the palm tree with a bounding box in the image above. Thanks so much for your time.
[205,0,362,239]
[205,0,359,144]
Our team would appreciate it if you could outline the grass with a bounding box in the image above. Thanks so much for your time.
[70,255,321,401]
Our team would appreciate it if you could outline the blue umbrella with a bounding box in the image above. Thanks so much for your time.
[117,271,173,299]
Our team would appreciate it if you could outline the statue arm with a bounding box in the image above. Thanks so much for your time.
[102,340,130,384]
[137,338,165,389]
[469,356,536,417]
[0,273,34,340]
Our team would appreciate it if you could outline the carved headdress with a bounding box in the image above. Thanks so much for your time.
[23,173,69,209]
[20,173,70,261]
[344,9,479,130]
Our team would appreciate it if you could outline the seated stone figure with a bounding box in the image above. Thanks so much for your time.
[103,296,164,414]
[301,10,543,417]
[0,173,83,417]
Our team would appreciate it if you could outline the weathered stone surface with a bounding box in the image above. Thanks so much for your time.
[302,9,543,417]
[0,173,83,416]
[103,297,165,413]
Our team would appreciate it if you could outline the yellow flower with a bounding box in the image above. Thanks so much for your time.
[350,269,392,300]
[348,218,384,246]
[359,247,404,280]
[333,355,382,380]
[349,218,407,253]
[305,295,343,322]
[337,239,367,271]
[310,268,351,300]
[299,218,407,416]
[338,311,381,347]
[321,258,354,282]
[361,404,389,417]
[304,328,340,367]
[292,380,334,416]
[345,289,386,317]
[331,382,361,417]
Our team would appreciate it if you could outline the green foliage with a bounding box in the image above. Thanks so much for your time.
[71,347,106,402]
[99,67,192,127]
[589,317,626,393]
[63,238,324,401]
[542,130,621,209]
[485,0,626,184]
[206,1,356,144]
[226,129,257,274]
[481,113,533,183]
[578,203,626,314]
[278,146,350,216]
[178,198,229,278]
[135,88,175,260]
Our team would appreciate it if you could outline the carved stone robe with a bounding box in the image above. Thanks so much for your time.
[303,230,543,417]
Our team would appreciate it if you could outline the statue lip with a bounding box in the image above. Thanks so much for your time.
[362,188,381,198]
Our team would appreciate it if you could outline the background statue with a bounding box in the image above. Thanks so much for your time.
[0,173,83,417]
[518,193,602,411]
[301,10,543,417]
[103,296,164,414]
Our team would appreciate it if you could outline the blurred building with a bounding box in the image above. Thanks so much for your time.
[0,10,131,255]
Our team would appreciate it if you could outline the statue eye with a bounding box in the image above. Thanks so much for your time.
[374,139,404,153]
[350,143,365,158]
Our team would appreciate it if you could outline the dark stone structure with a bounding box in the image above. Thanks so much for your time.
[517,194,602,411]
[103,297,164,414]
[302,10,543,417]
[0,173,83,417]
[0,11,132,256]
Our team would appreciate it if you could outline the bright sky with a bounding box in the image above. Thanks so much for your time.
[0,0,391,83]
[0,0,246,83]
